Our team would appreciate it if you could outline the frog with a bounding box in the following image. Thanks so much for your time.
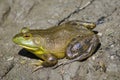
[12,20,100,68]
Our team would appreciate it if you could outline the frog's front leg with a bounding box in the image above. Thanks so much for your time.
[39,53,58,67]
[66,34,99,60]
[33,53,58,71]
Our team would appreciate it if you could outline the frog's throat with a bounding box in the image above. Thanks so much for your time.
[28,46,46,55]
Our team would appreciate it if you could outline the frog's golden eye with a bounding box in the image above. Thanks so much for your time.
[21,27,29,34]
[23,33,32,39]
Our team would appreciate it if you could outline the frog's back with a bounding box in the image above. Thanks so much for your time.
[36,22,94,57]
[30,21,94,37]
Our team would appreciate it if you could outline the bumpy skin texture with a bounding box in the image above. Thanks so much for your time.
[13,20,99,67]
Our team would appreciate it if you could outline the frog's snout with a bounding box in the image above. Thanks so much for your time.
[12,34,22,44]
[12,35,17,43]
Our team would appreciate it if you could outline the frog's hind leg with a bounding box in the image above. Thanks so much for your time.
[53,35,99,69]
[67,20,96,30]
[66,34,99,60]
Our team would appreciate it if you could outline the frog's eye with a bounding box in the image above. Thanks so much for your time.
[21,27,29,33]
[23,33,32,39]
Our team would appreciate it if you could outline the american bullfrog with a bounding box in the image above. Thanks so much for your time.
[13,20,99,68]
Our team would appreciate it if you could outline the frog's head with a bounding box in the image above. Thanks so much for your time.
[13,27,43,51]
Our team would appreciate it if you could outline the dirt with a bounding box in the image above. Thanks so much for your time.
[0,0,120,80]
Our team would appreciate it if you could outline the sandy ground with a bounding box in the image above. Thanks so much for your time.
[0,0,120,80]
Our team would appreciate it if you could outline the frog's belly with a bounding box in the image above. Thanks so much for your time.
[52,51,65,59]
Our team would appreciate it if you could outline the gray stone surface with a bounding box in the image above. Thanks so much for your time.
[0,0,120,80]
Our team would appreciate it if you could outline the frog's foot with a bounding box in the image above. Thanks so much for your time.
[33,66,44,72]
[31,60,44,72]
[32,53,58,71]
[53,57,83,69]
[31,60,43,66]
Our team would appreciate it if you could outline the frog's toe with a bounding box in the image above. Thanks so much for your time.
[31,60,43,66]
[33,65,44,72]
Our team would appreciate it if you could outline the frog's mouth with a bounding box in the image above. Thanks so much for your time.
[19,45,39,51]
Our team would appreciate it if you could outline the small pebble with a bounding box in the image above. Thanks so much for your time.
[110,44,114,47]
[7,57,14,61]
[92,56,96,60]
[97,32,103,37]
[110,56,114,60]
